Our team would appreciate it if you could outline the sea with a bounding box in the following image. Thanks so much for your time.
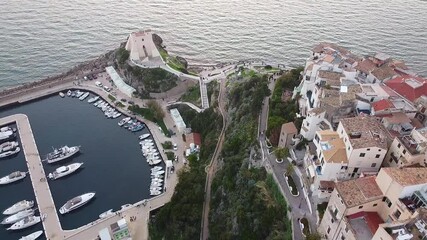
[0,94,158,239]
[0,0,427,89]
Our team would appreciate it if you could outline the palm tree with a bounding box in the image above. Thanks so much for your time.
[275,147,289,160]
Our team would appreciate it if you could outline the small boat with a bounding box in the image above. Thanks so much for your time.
[1,209,35,225]
[44,145,80,163]
[150,190,161,196]
[151,170,165,174]
[151,179,164,183]
[3,200,34,215]
[19,230,43,240]
[121,204,132,210]
[67,90,72,97]
[94,100,102,106]
[75,91,84,98]
[7,216,40,230]
[0,147,20,158]
[59,92,65,98]
[130,124,144,132]
[118,117,131,127]
[99,209,114,219]
[0,141,19,153]
[79,92,90,101]
[112,112,122,119]
[150,186,162,191]
[48,162,83,180]
[138,133,151,140]
[0,130,16,142]
[0,171,26,185]
[142,142,154,147]
[150,182,162,187]
[88,96,99,103]
[152,166,163,171]
[149,159,162,166]
[59,192,96,214]
[71,91,76,97]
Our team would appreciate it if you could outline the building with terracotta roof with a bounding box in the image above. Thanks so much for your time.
[318,167,427,240]
[278,122,298,148]
[385,75,427,103]
[383,127,427,168]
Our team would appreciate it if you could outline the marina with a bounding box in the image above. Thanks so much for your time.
[0,92,178,239]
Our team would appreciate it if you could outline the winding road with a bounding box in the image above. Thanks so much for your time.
[200,78,227,240]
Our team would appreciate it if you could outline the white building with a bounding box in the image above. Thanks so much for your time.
[311,116,390,200]
[105,66,136,98]
[170,108,186,133]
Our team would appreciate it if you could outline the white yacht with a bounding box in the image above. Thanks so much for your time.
[3,200,34,215]
[44,145,80,163]
[138,133,151,140]
[0,171,26,185]
[1,209,35,225]
[67,90,72,97]
[0,141,19,153]
[150,190,161,196]
[99,209,114,219]
[112,112,122,119]
[0,147,20,158]
[59,92,65,98]
[19,230,43,240]
[118,117,131,126]
[7,216,40,230]
[75,91,84,98]
[150,182,162,187]
[148,159,162,166]
[79,92,90,101]
[48,162,83,180]
[88,96,100,103]
[151,170,165,175]
[0,130,15,141]
[152,166,163,171]
[59,192,96,214]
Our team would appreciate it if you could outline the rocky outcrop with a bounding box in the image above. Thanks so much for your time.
[176,56,188,69]
[152,34,163,48]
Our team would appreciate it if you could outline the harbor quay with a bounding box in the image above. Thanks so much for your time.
[0,78,186,240]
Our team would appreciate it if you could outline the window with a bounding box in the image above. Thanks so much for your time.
[367,148,370,151]
[373,203,378,207]
[394,210,401,219]
[348,146,350,150]
[327,227,331,234]
[379,149,382,151]
[345,226,349,232]
[371,163,377,168]
[403,150,407,155]
[360,153,366,157]
[397,143,401,148]
[375,154,381,158]
[315,134,320,143]
[331,218,334,223]
[341,166,348,170]
[383,197,392,207]
[358,205,363,209]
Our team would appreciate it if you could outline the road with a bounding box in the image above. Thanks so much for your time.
[258,76,318,239]
[200,78,227,240]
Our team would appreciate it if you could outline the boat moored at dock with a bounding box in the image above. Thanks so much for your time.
[48,162,84,180]
[59,192,96,214]
[59,92,65,98]
[79,92,90,101]
[0,141,19,153]
[3,200,34,215]
[7,216,40,230]
[99,209,114,219]
[0,171,26,185]
[44,145,80,163]
[0,146,20,158]
[1,209,35,225]
[88,96,100,103]
[19,230,43,240]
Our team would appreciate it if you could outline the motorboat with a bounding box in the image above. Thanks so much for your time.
[59,92,65,98]
[152,166,163,171]
[94,100,102,106]
[0,171,26,185]
[3,200,34,215]
[99,209,114,219]
[71,91,76,97]
[7,216,40,230]
[79,92,90,101]
[0,126,16,133]
[118,117,131,127]
[59,192,96,214]
[138,133,150,140]
[19,230,43,240]
[0,141,19,153]
[0,130,15,142]
[150,182,162,187]
[48,162,83,180]
[151,170,165,175]
[75,91,84,98]
[148,159,162,166]
[112,112,122,119]
[150,186,162,191]
[0,147,20,158]
[44,145,80,163]
[130,124,144,132]
[150,190,161,196]
[1,209,35,225]
[142,142,154,147]
[88,96,100,103]
[121,204,132,210]
[67,90,72,97]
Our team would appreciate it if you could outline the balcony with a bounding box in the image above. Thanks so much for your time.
[398,135,423,155]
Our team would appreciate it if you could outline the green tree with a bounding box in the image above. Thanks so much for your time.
[146,100,164,121]
[285,163,294,176]
[275,147,289,160]
[116,48,130,65]
[305,232,321,240]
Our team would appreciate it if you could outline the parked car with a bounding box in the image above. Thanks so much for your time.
[173,143,178,151]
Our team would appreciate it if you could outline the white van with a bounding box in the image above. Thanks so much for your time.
[95,81,102,87]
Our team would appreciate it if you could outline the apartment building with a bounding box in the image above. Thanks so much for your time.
[310,116,389,199]
[319,167,427,240]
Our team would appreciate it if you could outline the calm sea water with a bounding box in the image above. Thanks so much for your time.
[0,94,158,239]
[0,0,427,89]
